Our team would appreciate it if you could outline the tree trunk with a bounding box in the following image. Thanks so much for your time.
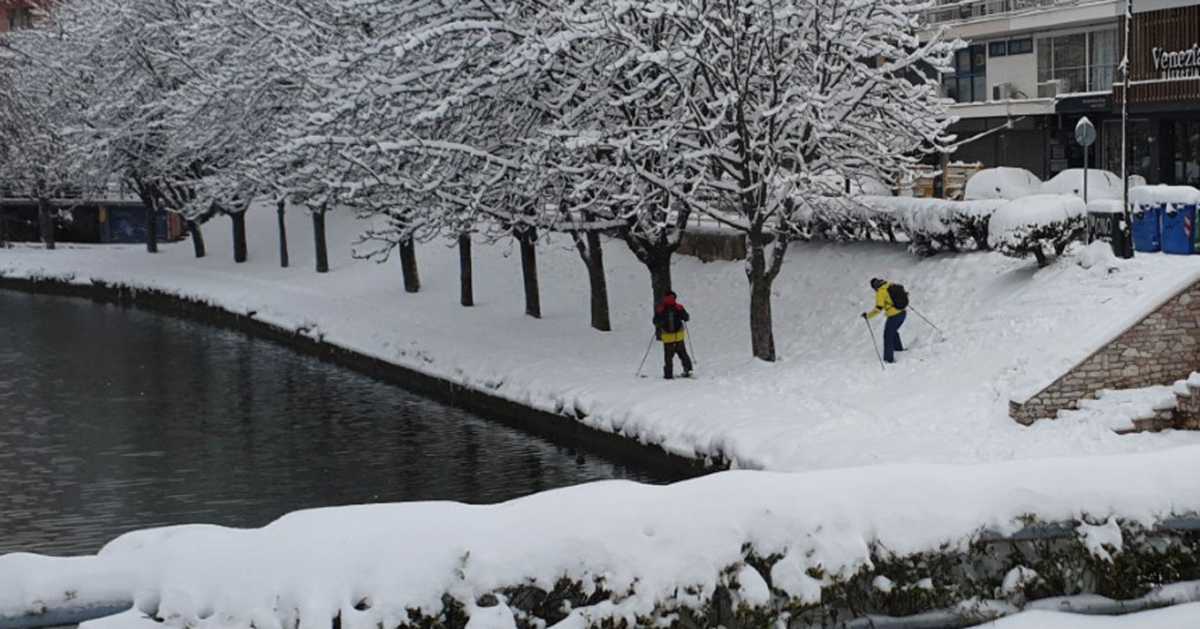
[747,238,776,362]
[400,236,420,293]
[277,199,289,268]
[231,211,247,263]
[312,207,328,273]
[648,255,672,309]
[458,233,473,306]
[623,234,673,309]
[586,230,611,331]
[38,198,55,251]
[574,230,611,332]
[518,226,541,318]
[187,220,205,258]
[144,202,157,253]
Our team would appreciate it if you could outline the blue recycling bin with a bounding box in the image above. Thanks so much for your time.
[1132,204,1162,253]
[1162,204,1197,255]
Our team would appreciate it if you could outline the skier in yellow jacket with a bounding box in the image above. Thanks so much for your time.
[653,291,693,379]
[862,278,907,363]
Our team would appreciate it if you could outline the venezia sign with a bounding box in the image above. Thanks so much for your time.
[1152,44,1200,78]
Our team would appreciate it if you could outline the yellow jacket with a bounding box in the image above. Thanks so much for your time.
[866,283,903,319]
[660,330,687,344]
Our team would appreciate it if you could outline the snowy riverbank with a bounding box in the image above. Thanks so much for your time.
[3,207,1200,471]
[5,446,1200,628]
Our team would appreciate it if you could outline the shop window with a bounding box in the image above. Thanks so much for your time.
[1102,118,1155,184]
[1037,28,1117,94]
[1008,38,1033,55]
[7,8,33,30]
[989,41,1007,57]
[942,44,986,103]
[1172,121,1200,187]
[1088,30,1117,92]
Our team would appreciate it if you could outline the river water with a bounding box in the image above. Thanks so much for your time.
[0,290,675,556]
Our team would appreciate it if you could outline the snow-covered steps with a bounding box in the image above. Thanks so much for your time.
[1057,373,1200,434]
[1011,273,1200,426]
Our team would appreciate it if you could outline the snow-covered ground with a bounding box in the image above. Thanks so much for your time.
[5,446,1200,628]
[7,208,1200,625]
[3,207,1200,471]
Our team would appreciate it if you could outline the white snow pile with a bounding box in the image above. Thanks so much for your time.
[1131,185,1200,210]
[1076,240,1120,271]
[965,167,1042,201]
[5,447,1200,629]
[989,194,1086,248]
[1042,169,1124,200]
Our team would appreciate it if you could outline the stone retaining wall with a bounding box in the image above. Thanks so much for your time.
[1011,279,1200,425]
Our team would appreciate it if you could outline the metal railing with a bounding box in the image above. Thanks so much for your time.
[923,0,1100,26]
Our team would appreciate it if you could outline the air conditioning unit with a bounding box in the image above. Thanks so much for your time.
[1037,79,1064,98]
[992,82,1014,101]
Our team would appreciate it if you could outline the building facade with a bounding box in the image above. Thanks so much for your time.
[928,0,1200,186]
[0,1,42,33]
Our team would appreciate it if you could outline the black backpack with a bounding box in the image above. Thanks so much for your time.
[660,309,684,333]
[888,283,909,310]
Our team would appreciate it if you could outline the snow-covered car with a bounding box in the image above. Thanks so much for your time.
[964,167,1042,201]
[1041,169,1124,200]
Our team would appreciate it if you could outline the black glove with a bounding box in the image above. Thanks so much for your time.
[861,312,869,319]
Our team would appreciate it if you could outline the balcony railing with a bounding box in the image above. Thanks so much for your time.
[923,0,1100,26]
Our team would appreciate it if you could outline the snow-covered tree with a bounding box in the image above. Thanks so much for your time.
[552,0,957,360]
[0,17,98,250]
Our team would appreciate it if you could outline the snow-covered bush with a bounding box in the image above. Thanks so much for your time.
[965,167,1042,201]
[989,194,1087,267]
[855,196,1010,256]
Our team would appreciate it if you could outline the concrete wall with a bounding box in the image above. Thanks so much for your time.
[1011,279,1200,424]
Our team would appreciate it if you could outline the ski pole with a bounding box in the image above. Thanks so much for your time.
[635,331,656,378]
[863,316,885,371]
[908,306,944,336]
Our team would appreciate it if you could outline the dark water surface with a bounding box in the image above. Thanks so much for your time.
[0,291,673,556]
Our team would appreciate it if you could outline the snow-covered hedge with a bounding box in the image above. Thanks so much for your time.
[827,196,1011,256]
[989,194,1087,267]
[965,167,1042,201]
[6,448,1200,629]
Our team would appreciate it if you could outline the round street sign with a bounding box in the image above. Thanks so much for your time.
[1075,116,1097,147]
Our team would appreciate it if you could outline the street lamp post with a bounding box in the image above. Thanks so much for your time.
[1120,0,1135,258]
